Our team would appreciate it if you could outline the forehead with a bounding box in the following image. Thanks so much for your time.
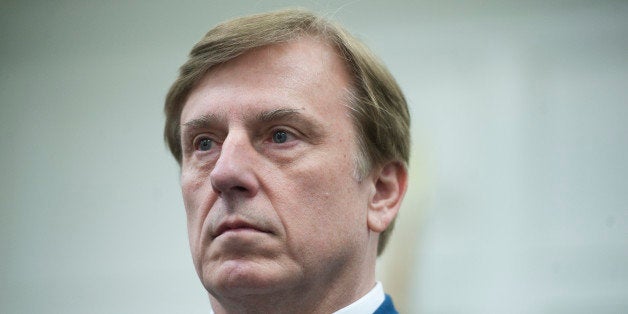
[180,36,353,124]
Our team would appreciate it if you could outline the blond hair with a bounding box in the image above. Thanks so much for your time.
[164,9,410,255]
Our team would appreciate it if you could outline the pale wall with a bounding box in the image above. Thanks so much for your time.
[2,1,627,313]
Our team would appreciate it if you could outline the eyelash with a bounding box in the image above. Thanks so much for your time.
[269,128,288,142]
[190,127,299,152]
[192,136,217,152]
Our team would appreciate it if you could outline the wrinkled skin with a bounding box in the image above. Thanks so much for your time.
[178,37,405,313]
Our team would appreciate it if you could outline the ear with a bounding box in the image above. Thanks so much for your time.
[367,161,408,233]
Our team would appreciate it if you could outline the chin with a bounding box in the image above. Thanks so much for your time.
[201,258,300,297]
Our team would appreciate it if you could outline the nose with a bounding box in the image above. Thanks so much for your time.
[210,132,260,199]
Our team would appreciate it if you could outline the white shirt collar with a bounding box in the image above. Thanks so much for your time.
[208,281,385,314]
[333,281,385,314]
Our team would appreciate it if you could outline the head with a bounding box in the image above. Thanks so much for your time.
[165,9,410,255]
[164,9,409,311]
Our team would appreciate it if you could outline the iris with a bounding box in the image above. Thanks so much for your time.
[273,131,288,143]
[199,138,212,151]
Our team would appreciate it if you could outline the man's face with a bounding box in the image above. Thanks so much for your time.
[179,37,375,298]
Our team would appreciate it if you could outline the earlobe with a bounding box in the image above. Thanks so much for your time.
[367,161,408,233]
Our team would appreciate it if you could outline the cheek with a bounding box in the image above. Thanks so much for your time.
[180,171,212,256]
[181,172,202,219]
[278,155,369,249]
[180,166,213,215]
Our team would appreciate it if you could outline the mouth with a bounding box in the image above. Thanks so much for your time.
[212,218,270,239]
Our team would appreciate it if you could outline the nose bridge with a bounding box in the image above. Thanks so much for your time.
[219,130,247,163]
[210,129,259,197]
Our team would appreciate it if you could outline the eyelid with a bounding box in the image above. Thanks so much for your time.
[192,133,220,151]
[268,126,299,142]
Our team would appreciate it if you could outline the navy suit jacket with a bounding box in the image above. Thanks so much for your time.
[373,294,398,314]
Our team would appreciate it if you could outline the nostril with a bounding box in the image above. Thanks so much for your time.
[234,186,247,192]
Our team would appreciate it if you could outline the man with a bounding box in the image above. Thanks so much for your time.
[164,9,409,314]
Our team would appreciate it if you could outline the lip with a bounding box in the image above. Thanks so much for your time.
[212,218,270,239]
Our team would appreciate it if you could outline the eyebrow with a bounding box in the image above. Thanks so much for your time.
[182,108,305,129]
[181,114,219,130]
[180,107,324,141]
[256,108,304,122]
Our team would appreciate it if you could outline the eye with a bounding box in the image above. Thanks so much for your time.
[273,130,290,144]
[272,130,289,144]
[197,138,213,151]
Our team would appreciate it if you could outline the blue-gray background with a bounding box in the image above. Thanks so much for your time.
[1,1,627,313]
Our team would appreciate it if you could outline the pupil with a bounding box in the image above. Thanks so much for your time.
[199,139,212,151]
[273,131,288,143]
